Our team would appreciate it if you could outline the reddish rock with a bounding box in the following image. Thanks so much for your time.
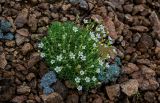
[144,92,156,103]
[17,85,31,95]
[11,95,27,103]
[21,43,33,55]
[41,92,64,103]
[93,97,103,103]
[132,5,145,15]
[122,63,139,74]
[121,79,139,96]
[27,52,40,69]
[140,78,159,90]
[0,53,7,69]
[141,65,155,79]
[15,33,29,46]
[28,14,38,32]
[135,0,146,4]
[15,8,28,28]
[26,73,35,81]
[17,28,29,37]
[105,84,120,100]
[130,26,148,32]
[123,4,133,13]
[104,17,118,39]
[5,41,16,47]
[66,93,79,103]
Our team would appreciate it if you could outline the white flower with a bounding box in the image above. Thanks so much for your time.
[54,66,62,73]
[92,76,97,82]
[106,63,110,68]
[62,35,66,39]
[57,54,63,61]
[99,25,104,30]
[80,70,84,75]
[113,49,116,53]
[58,43,61,47]
[96,68,100,73]
[108,36,112,41]
[107,54,110,58]
[82,46,86,49]
[96,27,101,31]
[90,32,95,39]
[40,53,45,58]
[77,85,82,91]
[91,65,94,68]
[75,77,81,83]
[103,33,106,37]
[63,50,66,53]
[38,42,44,48]
[93,43,97,48]
[50,60,55,64]
[73,26,78,32]
[96,33,101,39]
[69,52,75,59]
[83,19,88,24]
[85,77,90,82]
[99,59,104,66]
[80,55,86,61]
[78,51,83,57]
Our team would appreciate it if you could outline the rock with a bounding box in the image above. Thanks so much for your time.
[105,84,120,100]
[91,14,103,24]
[26,73,35,81]
[28,14,38,32]
[0,20,12,32]
[5,41,15,47]
[27,52,40,69]
[144,92,156,103]
[130,26,148,32]
[30,0,38,4]
[149,11,160,40]
[21,43,33,55]
[52,81,68,99]
[132,33,141,43]
[132,5,145,15]
[17,28,29,37]
[15,8,28,28]
[17,85,31,94]
[140,78,159,90]
[26,100,36,103]
[38,3,49,10]
[141,65,155,79]
[122,63,139,74]
[124,14,133,24]
[3,33,14,40]
[14,64,26,71]
[123,4,133,13]
[93,97,103,103]
[38,17,49,26]
[15,33,28,46]
[66,93,79,103]
[104,17,118,39]
[137,34,153,52]
[11,95,27,103]
[41,92,64,103]
[121,79,139,96]
[0,53,7,69]
[134,0,146,4]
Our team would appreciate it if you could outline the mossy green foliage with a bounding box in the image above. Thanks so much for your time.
[40,21,105,90]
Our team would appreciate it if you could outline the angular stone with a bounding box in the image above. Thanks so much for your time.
[141,65,155,79]
[130,26,148,32]
[105,84,120,100]
[17,28,29,37]
[26,73,35,81]
[28,14,38,32]
[121,79,139,96]
[21,43,33,55]
[41,92,64,103]
[66,93,79,103]
[122,63,139,74]
[11,96,27,103]
[0,53,7,69]
[17,85,31,94]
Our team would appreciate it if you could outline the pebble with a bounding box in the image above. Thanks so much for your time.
[15,33,28,46]
[17,28,29,37]
[41,92,64,103]
[0,53,7,69]
[11,95,27,103]
[130,26,148,32]
[122,63,139,74]
[28,14,38,32]
[105,84,120,100]
[21,43,33,55]
[121,79,139,96]
[26,73,35,81]
[17,85,31,95]
[123,4,133,13]
[144,92,156,103]
[5,41,16,47]
[66,93,79,103]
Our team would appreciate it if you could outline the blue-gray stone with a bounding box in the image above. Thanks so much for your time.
[40,71,57,95]
[0,32,3,39]
[0,20,11,32]
[3,33,14,40]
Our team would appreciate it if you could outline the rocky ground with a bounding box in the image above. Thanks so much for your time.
[0,0,160,103]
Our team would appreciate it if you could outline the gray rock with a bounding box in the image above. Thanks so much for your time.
[144,92,156,103]
[17,85,31,94]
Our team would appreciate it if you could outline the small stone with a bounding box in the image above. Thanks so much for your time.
[93,97,103,103]
[132,33,141,43]
[0,53,7,69]
[28,14,38,32]
[26,73,35,81]
[17,85,31,94]
[104,17,118,39]
[62,4,71,11]
[130,26,148,32]
[124,14,133,24]
[41,92,64,103]
[144,92,156,103]
[14,64,26,71]
[21,43,33,55]
[38,17,49,26]
[134,0,146,4]
[3,33,14,40]
[132,5,145,15]
[123,4,133,13]
[0,20,12,32]
[17,28,29,37]
[38,3,49,10]
[121,79,139,96]
[15,8,28,28]
[27,52,40,69]
[122,63,139,74]
[15,33,28,46]
[5,41,15,47]
[105,84,120,100]
[137,34,153,52]
[11,96,27,103]
[66,93,79,103]
[141,65,155,79]
[140,79,159,90]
